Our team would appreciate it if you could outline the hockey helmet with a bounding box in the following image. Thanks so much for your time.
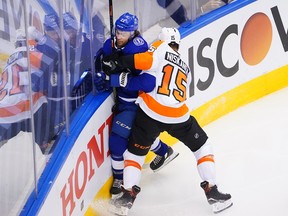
[15,29,26,47]
[158,27,181,45]
[115,12,138,32]
[43,13,60,31]
[63,12,78,30]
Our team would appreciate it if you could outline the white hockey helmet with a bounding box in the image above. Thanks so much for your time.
[158,27,181,45]
[15,29,26,47]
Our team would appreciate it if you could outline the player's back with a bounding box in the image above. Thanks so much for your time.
[1,47,29,107]
[135,40,191,124]
[0,47,47,124]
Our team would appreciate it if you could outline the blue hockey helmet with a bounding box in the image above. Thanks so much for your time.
[63,12,78,30]
[43,13,60,31]
[115,12,138,32]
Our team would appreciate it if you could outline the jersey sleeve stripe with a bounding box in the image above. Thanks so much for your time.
[151,40,163,48]
[30,51,43,68]
[134,40,163,70]
[134,52,153,70]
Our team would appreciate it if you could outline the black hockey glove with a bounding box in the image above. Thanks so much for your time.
[102,58,122,75]
[102,53,136,75]
[102,51,124,75]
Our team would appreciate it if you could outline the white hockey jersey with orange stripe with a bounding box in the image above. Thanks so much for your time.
[133,40,191,124]
[0,42,47,124]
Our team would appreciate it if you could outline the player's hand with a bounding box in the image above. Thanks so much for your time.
[102,51,123,75]
[103,51,122,62]
[102,58,119,75]
[94,71,110,92]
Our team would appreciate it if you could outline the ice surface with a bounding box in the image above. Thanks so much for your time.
[128,87,288,216]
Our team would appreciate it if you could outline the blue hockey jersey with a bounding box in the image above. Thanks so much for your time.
[102,35,148,105]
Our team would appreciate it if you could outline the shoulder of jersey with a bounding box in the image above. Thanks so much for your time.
[151,40,163,47]
[132,36,146,46]
[148,40,164,52]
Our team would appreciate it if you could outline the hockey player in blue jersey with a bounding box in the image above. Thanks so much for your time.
[27,13,68,154]
[94,12,179,198]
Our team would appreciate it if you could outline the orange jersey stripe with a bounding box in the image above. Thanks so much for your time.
[150,40,163,49]
[30,51,43,69]
[134,40,163,70]
[139,92,189,118]
[0,92,45,117]
[197,156,215,165]
[124,159,142,170]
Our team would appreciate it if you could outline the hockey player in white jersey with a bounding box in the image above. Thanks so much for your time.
[102,27,233,215]
[0,29,47,144]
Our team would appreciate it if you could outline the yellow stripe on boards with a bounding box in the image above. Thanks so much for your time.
[192,64,288,127]
[84,176,113,216]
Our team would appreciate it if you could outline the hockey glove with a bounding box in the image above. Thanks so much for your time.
[94,71,111,92]
[102,58,120,75]
[110,71,131,88]
[101,51,122,75]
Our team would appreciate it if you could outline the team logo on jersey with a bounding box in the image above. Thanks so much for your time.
[51,72,57,86]
[133,37,144,46]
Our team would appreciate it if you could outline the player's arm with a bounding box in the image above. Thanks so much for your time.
[110,71,156,92]
[101,51,152,74]
[123,51,153,70]
[102,40,162,74]
[96,55,156,92]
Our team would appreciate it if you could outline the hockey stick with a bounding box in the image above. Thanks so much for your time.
[109,0,114,49]
[108,0,117,102]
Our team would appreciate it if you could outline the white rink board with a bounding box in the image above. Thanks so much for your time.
[179,0,288,110]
